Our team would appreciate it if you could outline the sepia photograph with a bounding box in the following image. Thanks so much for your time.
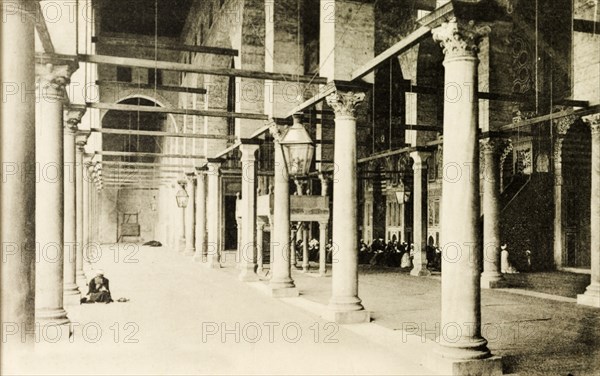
[1,0,599,375]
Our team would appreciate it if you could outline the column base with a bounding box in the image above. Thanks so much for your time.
[239,265,259,282]
[63,291,82,306]
[178,238,186,252]
[76,271,87,286]
[577,283,600,307]
[269,286,299,298]
[410,267,431,277]
[323,309,370,324]
[202,259,221,269]
[319,270,327,277]
[184,247,196,256]
[480,273,508,289]
[34,321,73,345]
[301,265,309,273]
[193,253,205,262]
[427,352,502,376]
[35,308,70,325]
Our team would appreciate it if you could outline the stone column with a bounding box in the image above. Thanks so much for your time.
[432,18,495,362]
[410,151,431,277]
[291,224,299,268]
[194,169,207,262]
[319,221,329,276]
[63,111,84,305]
[236,216,242,266]
[239,142,260,281]
[302,223,310,272]
[75,132,90,288]
[178,180,187,253]
[82,160,93,278]
[579,114,600,307]
[184,173,196,256]
[319,173,329,197]
[325,90,369,324]
[553,116,575,268]
[480,138,506,288]
[1,0,37,346]
[205,159,222,268]
[257,222,265,274]
[268,122,298,296]
[35,63,75,333]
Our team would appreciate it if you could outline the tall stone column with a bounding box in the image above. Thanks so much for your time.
[194,169,207,262]
[302,223,310,272]
[35,63,76,333]
[82,160,93,278]
[257,222,265,274]
[1,0,37,345]
[480,138,507,288]
[205,159,222,268]
[319,221,329,276]
[75,132,90,288]
[553,116,575,268]
[63,111,84,305]
[291,224,299,268]
[325,90,369,324]
[410,151,431,277]
[579,114,600,307]
[239,142,260,281]
[268,122,298,296]
[184,173,196,256]
[432,18,495,362]
[178,180,187,253]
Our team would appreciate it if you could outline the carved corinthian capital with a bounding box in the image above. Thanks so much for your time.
[325,91,365,118]
[431,17,491,59]
[36,62,76,92]
[553,114,578,136]
[583,113,600,134]
[64,106,86,133]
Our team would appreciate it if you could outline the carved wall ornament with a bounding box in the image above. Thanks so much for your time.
[431,18,491,59]
[266,119,283,142]
[325,91,366,118]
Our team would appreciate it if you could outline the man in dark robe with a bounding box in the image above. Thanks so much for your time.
[81,270,113,304]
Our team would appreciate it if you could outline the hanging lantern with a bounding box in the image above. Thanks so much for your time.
[279,114,314,177]
[175,181,189,208]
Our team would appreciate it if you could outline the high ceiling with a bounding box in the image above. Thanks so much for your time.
[99,0,193,38]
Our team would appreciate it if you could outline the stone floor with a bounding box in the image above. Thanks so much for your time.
[289,264,600,376]
[5,245,599,376]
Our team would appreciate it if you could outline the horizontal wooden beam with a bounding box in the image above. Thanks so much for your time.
[96,80,207,95]
[87,102,268,121]
[91,127,234,140]
[500,104,600,131]
[94,151,205,160]
[79,54,327,84]
[100,161,197,169]
[92,36,239,56]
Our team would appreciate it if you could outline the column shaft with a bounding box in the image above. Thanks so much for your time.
[433,19,491,360]
[579,115,600,307]
[269,136,297,294]
[319,222,328,276]
[194,172,207,262]
[63,128,81,304]
[302,223,309,272]
[75,144,86,287]
[184,176,196,256]
[1,2,37,345]
[35,68,71,328]
[325,90,368,323]
[481,139,505,288]
[257,223,265,273]
[239,143,260,281]
[205,161,222,268]
[410,152,430,277]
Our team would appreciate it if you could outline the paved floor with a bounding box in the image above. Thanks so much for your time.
[4,245,432,376]
[5,246,599,375]
[291,264,600,376]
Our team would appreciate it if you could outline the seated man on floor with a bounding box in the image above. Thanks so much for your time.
[81,270,113,304]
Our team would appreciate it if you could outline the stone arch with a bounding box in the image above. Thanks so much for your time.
[100,92,179,133]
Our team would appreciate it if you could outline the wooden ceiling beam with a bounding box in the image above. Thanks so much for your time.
[91,127,234,140]
[79,54,327,84]
[92,36,239,56]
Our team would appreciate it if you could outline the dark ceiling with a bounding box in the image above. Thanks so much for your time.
[99,0,193,38]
